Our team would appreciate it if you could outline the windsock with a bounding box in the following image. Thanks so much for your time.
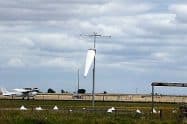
[84,49,96,77]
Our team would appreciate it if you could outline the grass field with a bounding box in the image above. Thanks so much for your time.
[0,99,185,124]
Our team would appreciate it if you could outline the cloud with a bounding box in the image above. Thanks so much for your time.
[169,4,187,23]
[0,0,153,21]
[7,58,25,67]
[39,57,76,69]
[19,37,35,48]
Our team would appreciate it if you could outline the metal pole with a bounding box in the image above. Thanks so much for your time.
[92,56,95,108]
[77,69,79,94]
[93,32,96,48]
[152,85,154,116]
[92,34,96,108]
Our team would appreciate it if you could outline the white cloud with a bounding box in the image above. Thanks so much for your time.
[19,37,35,48]
[151,52,170,62]
[100,1,153,15]
[169,4,187,23]
[32,33,89,52]
[7,58,25,67]
[40,57,76,69]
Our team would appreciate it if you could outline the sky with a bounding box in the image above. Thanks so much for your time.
[1,0,187,94]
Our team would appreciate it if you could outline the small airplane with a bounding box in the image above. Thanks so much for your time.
[1,87,39,100]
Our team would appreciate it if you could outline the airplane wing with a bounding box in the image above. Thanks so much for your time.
[13,88,31,93]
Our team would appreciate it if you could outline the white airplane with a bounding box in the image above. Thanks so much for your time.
[1,88,39,100]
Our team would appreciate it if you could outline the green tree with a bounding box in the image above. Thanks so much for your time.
[47,88,56,93]
[78,89,86,94]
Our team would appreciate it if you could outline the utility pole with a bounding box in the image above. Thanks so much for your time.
[152,84,154,118]
[77,68,80,94]
[81,32,111,108]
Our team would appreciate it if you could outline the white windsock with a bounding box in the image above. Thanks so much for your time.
[84,49,96,77]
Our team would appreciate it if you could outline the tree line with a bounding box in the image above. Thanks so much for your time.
[47,88,86,94]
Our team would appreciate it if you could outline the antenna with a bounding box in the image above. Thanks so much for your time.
[82,32,111,108]
[81,32,111,49]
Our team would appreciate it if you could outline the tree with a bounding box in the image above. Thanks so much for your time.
[78,89,86,94]
[61,89,65,93]
[47,88,56,93]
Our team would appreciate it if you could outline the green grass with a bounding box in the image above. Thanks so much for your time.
[0,100,184,124]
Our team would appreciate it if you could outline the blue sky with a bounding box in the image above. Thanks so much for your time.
[0,0,187,94]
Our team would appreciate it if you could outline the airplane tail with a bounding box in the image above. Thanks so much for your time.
[1,88,10,95]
